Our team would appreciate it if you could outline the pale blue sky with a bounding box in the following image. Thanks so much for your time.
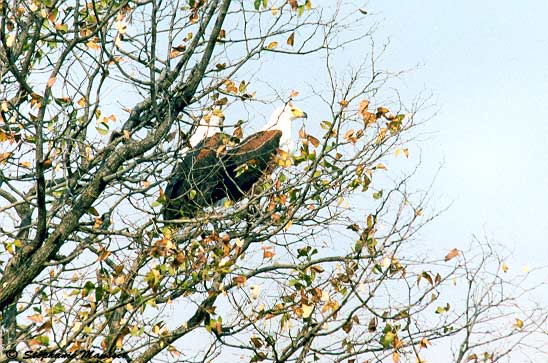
[371,0,548,265]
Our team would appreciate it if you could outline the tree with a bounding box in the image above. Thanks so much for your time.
[0,1,546,362]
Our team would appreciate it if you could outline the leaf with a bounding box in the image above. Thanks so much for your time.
[444,248,459,262]
[305,0,312,10]
[514,318,524,329]
[306,135,320,148]
[392,352,400,363]
[6,34,15,48]
[233,275,247,286]
[301,304,314,318]
[339,99,349,107]
[47,76,56,88]
[287,32,295,46]
[254,0,261,10]
[377,106,390,115]
[267,41,278,49]
[359,8,368,15]
[358,99,369,114]
[28,314,44,323]
[55,23,68,33]
[289,0,298,10]
[368,317,377,332]
[86,40,100,50]
[347,224,359,232]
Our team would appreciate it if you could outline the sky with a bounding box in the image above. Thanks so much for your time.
[365,0,548,266]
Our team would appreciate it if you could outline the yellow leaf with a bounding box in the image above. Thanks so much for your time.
[97,250,111,262]
[375,163,387,170]
[305,0,312,10]
[501,262,509,273]
[403,148,409,158]
[6,34,15,48]
[86,41,100,50]
[20,161,31,169]
[77,97,87,107]
[301,304,314,318]
[339,99,349,107]
[444,248,459,262]
[287,32,295,46]
[250,285,260,299]
[392,351,400,363]
[271,6,278,15]
[267,41,278,49]
[514,318,524,329]
[1,101,9,112]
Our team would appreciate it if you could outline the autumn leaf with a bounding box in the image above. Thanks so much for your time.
[287,32,295,46]
[444,248,459,262]
[47,76,56,88]
[267,41,278,49]
[233,275,247,286]
[358,99,369,114]
[86,40,100,50]
[289,0,298,10]
[6,34,15,48]
[301,304,314,318]
[419,337,431,349]
[377,106,390,115]
[28,314,44,323]
[306,135,320,148]
[514,318,524,329]
[339,99,349,107]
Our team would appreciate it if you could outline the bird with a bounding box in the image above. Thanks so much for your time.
[188,112,223,147]
[162,102,307,220]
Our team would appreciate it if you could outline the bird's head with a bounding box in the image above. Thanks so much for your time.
[286,102,308,121]
[272,102,308,123]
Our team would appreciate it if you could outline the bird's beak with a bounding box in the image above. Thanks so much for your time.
[291,107,308,119]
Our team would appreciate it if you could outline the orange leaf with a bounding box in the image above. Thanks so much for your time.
[358,99,369,114]
[267,41,278,49]
[233,275,247,286]
[47,76,56,88]
[444,248,459,262]
[28,314,44,323]
[306,135,320,148]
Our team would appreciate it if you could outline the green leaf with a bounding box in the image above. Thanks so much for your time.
[254,0,261,10]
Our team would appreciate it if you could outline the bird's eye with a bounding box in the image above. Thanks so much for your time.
[291,108,296,112]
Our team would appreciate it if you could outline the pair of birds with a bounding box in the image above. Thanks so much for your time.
[163,102,308,220]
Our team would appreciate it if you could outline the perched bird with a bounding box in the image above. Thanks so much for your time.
[188,113,223,147]
[162,103,307,220]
